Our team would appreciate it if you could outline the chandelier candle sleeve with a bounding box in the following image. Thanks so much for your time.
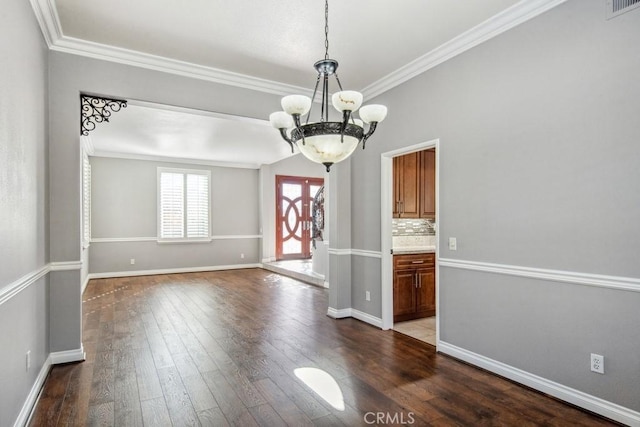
[282,95,312,116]
[268,0,387,172]
[331,91,363,112]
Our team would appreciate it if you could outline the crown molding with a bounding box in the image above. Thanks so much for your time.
[31,0,567,99]
[29,0,61,48]
[361,0,569,99]
[51,36,313,97]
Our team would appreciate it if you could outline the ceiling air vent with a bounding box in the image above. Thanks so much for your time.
[606,0,640,19]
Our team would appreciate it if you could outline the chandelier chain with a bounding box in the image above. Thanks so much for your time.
[324,0,329,60]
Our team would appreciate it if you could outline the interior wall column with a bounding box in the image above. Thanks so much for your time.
[327,159,352,316]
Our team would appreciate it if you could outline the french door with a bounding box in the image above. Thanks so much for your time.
[276,175,324,260]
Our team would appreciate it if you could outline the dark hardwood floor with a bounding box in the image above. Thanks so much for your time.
[30,269,616,426]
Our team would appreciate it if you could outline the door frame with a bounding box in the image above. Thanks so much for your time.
[275,175,324,260]
[380,139,440,340]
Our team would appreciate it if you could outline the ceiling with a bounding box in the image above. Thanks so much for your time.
[86,101,293,169]
[36,0,563,167]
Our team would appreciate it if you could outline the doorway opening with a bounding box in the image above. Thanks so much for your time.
[263,175,325,287]
[381,139,439,347]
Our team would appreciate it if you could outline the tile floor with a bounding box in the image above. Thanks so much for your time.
[262,259,325,287]
[394,316,436,346]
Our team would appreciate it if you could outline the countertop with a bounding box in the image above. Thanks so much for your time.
[393,246,436,255]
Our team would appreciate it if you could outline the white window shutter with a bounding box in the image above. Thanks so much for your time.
[158,168,210,240]
[186,173,209,238]
[160,172,185,239]
[82,153,91,245]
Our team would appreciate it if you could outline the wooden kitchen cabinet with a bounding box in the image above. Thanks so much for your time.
[393,149,435,219]
[420,149,436,218]
[392,152,420,218]
[393,253,436,322]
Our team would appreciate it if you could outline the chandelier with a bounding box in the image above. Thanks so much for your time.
[269,0,387,172]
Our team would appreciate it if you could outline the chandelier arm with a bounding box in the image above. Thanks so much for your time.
[307,74,322,124]
[292,114,306,145]
[321,74,330,122]
[361,122,379,149]
[278,128,295,153]
[340,111,351,143]
[333,73,345,92]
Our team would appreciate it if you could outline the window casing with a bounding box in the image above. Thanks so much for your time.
[157,167,211,242]
[82,152,91,247]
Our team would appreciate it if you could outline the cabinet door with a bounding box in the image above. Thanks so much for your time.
[392,156,401,218]
[393,269,416,322]
[420,149,436,218]
[415,268,436,316]
[396,152,420,218]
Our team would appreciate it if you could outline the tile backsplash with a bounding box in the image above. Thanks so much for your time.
[392,218,436,236]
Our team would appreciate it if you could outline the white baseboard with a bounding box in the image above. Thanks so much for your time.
[351,309,383,329]
[327,307,383,329]
[87,263,261,279]
[438,342,640,426]
[14,356,52,427]
[327,307,352,319]
[49,345,85,365]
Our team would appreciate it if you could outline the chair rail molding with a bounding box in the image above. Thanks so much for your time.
[439,258,640,293]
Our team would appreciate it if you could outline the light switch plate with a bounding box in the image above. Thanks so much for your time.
[448,237,457,251]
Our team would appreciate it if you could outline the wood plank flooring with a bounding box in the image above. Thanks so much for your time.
[29,269,617,426]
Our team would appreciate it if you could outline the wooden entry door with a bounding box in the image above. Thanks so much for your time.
[276,175,324,260]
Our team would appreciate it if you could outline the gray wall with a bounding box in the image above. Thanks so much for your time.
[344,0,640,413]
[0,0,50,424]
[89,157,260,273]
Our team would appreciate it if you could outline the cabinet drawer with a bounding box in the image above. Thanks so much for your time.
[393,253,435,269]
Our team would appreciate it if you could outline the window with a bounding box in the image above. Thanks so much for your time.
[158,168,210,241]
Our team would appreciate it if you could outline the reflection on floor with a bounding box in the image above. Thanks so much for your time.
[394,316,436,346]
[262,259,326,288]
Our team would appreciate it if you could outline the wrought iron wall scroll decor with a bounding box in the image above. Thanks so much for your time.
[80,94,128,136]
[311,185,325,248]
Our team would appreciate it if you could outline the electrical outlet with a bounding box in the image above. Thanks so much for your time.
[365,291,371,301]
[448,237,457,251]
[26,351,31,371]
[591,353,604,374]
[240,253,245,259]
[130,258,135,265]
